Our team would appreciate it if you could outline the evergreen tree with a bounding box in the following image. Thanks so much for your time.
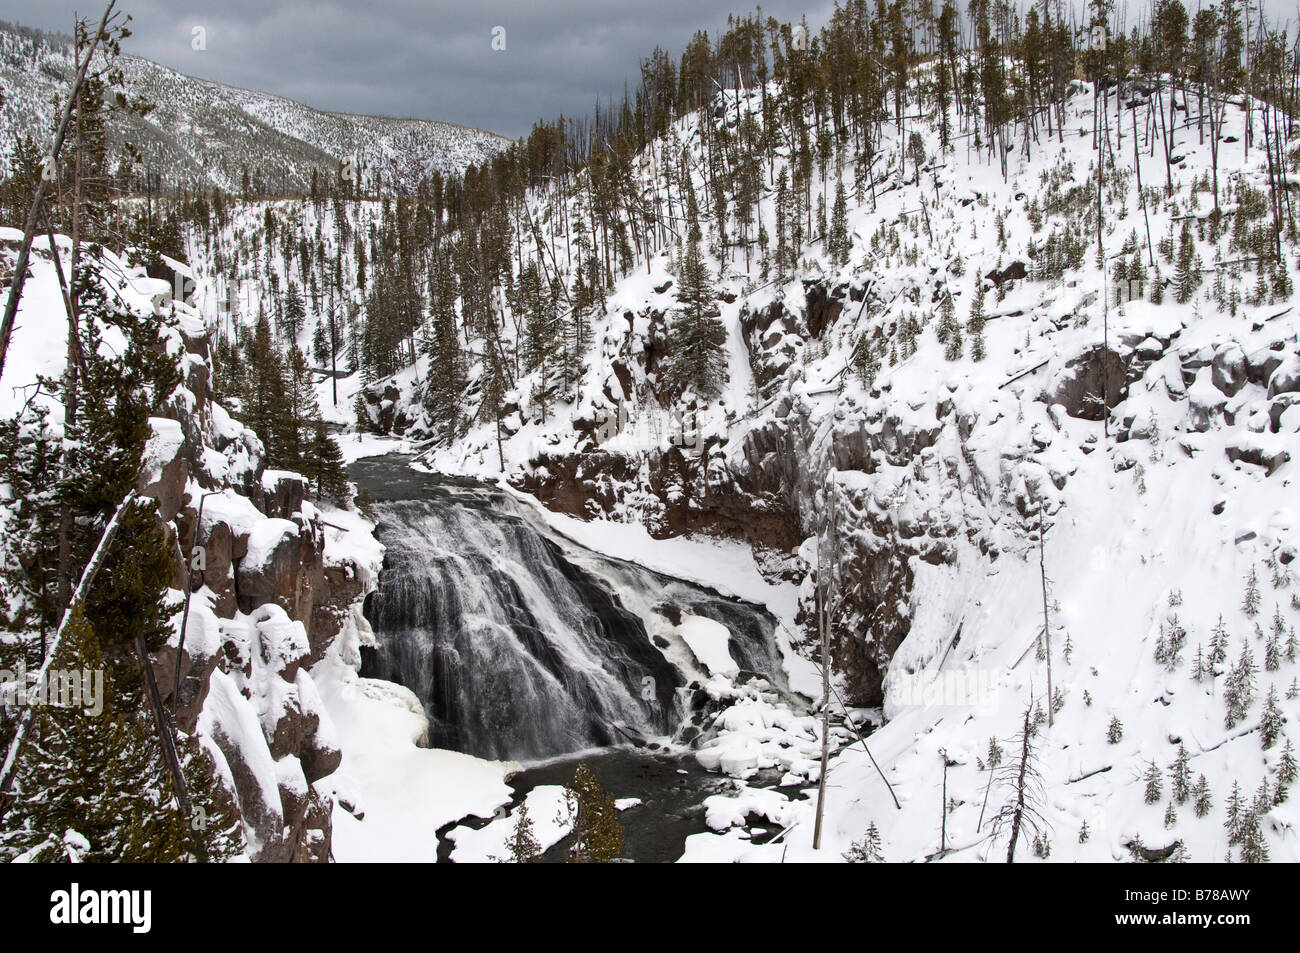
[967,278,986,361]
[563,762,623,863]
[0,606,243,862]
[843,820,885,862]
[662,194,727,401]
[830,180,850,267]
[1170,744,1192,804]
[498,801,542,863]
[1175,221,1199,303]
[1260,685,1284,749]
[1275,737,1296,804]
[242,314,288,465]
[1243,566,1261,616]
[281,282,306,342]
[1224,780,1245,844]
[1193,774,1212,817]
[305,420,350,507]
[1224,640,1257,729]
[1143,760,1163,804]
[940,294,963,361]
[478,327,510,470]
[421,262,465,444]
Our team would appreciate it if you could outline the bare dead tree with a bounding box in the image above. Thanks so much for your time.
[989,702,1050,863]
[813,469,839,849]
[1039,509,1054,727]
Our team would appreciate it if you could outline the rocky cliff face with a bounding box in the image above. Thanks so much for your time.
[139,303,376,862]
[416,258,1300,719]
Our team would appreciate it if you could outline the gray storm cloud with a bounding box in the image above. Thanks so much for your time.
[0,0,832,138]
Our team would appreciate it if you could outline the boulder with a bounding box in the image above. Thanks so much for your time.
[139,418,189,524]
[1267,354,1300,398]
[1046,346,1127,420]
[1211,343,1248,396]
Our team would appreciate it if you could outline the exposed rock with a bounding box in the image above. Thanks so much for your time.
[235,515,325,627]
[1046,346,1127,420]
[804,282,844,339]
[1212,343,1249,396]
[985,261,1028,286]
[1267,354,1300,398]
[262,471,307,519]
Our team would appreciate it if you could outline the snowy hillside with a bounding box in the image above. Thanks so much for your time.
[318,75,1300,862]
[0,21,509,195]
[7,0,1300,868]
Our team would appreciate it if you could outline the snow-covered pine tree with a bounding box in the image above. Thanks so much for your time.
[662,190,727,401]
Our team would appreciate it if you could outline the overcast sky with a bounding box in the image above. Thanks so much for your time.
[3,1,1298,140]
[0,0,834,139]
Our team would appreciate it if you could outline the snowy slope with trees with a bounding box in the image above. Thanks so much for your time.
[248,1,1295,863]
[0,19,509,198]
[6,0,1300,864]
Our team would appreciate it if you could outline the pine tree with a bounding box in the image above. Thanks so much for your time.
[1224,780,1245,844]
[1275,737,1296,804]
[563,762,623,863]
[0,404,62,641]
[1193,774,1212,817]
[662,193,727,401]
[1170,744,1192,804]
[421,262,465,444]
[0,606,242,862]
[1239,780,1272,862]
[478,330,510,470]
[280,344,319,471]
[940,294,963,361]
[1211,615,1230,665]
[1224,640,1257,729]
[281,282,306,342]
[1243,566,1261,616]
[1175,220,1199,303]
[498,801,542,863]
[305,420,350,507]
[1107,715,1124,744]
[1260,685,1284,749]
[242,313,289,464]
[1143,760,1164,804]
[830,180,850,267]
[843,820,885,862]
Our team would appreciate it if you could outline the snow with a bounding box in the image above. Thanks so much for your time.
[444,786,574,863]
[140,418,184,486]
[311,657,516,862]
[198,669,283,855]
[402,76,1300,864]
[6,56,1295,866]
[242,518,299,570]
[677,614,739,677]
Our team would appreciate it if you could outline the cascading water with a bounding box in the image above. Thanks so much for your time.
[352,456,785,763]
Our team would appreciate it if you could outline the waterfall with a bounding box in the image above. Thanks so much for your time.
[356,470,783,762]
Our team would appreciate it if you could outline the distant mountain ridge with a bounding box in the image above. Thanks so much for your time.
[0,19,510,194]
